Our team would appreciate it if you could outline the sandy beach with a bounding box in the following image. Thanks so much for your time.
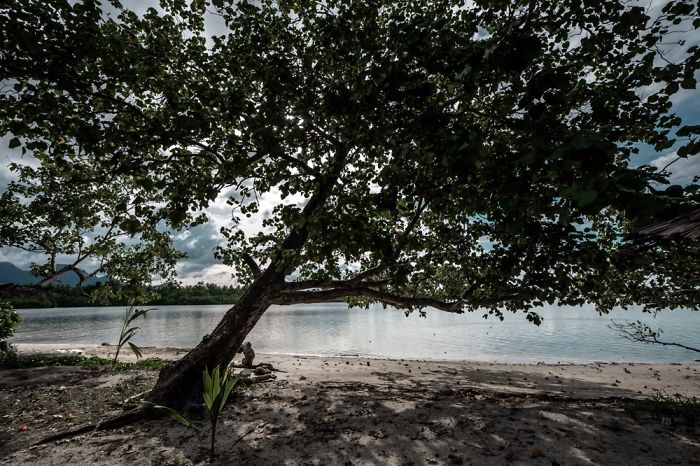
[1,344,698,465]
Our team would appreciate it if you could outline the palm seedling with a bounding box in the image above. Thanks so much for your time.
[156,366,239,463]
[113,305,151,364]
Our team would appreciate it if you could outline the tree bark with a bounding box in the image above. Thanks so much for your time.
[145,268,280,409]
[39,265,89,287]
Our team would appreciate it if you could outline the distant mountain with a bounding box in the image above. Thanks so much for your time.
[0,262,37,285]
[0,262,107,287]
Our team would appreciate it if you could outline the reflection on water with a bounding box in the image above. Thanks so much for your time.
[13,303,700,363]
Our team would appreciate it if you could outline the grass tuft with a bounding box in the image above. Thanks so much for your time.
[0,350,168,371]
[625,389,700,421]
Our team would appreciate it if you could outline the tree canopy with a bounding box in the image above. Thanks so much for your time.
[2,0,699,316]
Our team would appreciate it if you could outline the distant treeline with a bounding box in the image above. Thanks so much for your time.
[0,282,244,309]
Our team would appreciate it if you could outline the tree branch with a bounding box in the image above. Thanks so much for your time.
[344,198,430,284]
[609,320,700,353]
[271,286,466,313]
[273,285,533,314]
[281,278,388,291]
[276,145,350,254]
[394,198,429,255]
[274,152,321,178]
[241,253,262,278]
[39,264,89,287]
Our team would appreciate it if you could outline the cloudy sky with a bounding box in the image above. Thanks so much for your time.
[1,1,699,285]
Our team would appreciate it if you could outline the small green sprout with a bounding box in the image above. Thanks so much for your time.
[155,366,239,463]
[113,305,151,364]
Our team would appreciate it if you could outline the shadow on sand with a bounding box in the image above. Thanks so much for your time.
[1,364,698,465]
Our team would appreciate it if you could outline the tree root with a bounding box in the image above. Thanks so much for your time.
[231,362,286,373]
[34,363,281,445]
[238,373,276,384]
[34,404,156,446]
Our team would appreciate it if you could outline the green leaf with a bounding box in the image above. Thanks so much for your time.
[676,125,700,137]
[129,308,150,322]
[119,219,142,235]
[681,77,696,90]
[153,405,201,431]
[128,342,143,360]
[211,366,221,401]
[571,132,600,150]
[118,327,139,345]
[202,367,214,409]
[202,391,213,411]
[573,190,598,207]
[220,376,238,409]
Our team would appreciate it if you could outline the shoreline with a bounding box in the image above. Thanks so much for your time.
[12,343,700,400]
[12,341,700,364]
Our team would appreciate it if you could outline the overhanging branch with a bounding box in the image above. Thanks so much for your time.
[342,199,430,285]
[272,286,533,314]
[271,286,466,313]
[282,278,388,291]
[39,264,89,287]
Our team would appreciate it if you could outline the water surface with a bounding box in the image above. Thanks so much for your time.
[13,303,699,363]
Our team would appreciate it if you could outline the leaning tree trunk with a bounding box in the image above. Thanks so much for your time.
[145,148,348,410]
[145,269,280,409]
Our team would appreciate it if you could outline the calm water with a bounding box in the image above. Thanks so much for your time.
[13,303,699,363]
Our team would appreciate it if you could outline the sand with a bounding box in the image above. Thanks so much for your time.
[1,344,698,465]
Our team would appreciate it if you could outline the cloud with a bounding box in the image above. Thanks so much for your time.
[115,0,233,48]
[650,152,700,185]
[171,222,225,274]
[176,263,236,286]
[0,135,39,190]
[0,247,40,269]
[0,164,14,192]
